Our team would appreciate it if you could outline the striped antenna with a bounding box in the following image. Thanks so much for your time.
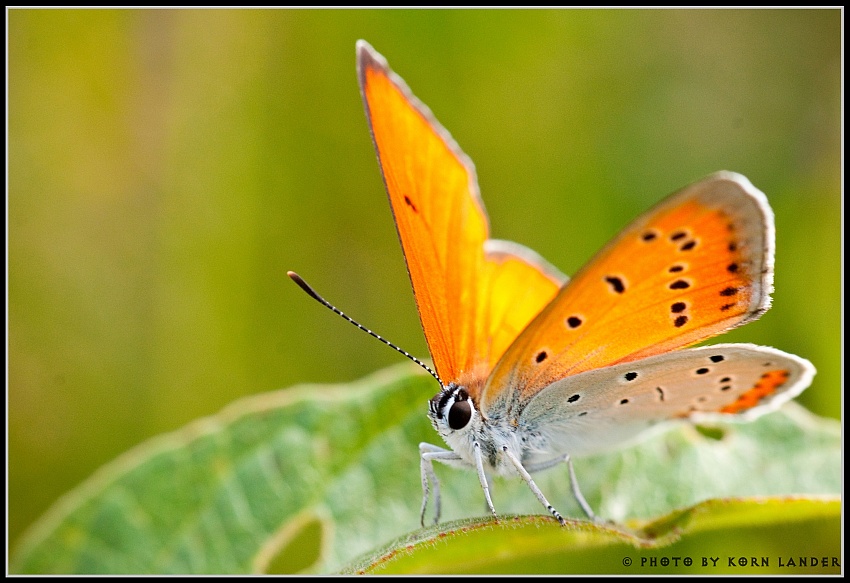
[287,271,443,387]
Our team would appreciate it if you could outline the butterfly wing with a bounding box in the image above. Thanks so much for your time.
[357,41,565,391]
[516,344,815,459]
[482,172,776,411]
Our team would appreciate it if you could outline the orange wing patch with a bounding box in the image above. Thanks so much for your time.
[358,43,563,395]
[719,369,791,414]
[483,173,774,409]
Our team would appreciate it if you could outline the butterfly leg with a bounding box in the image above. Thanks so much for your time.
[419,443,462,527]
[502,446,566,526]
[566,454,601,523]
[472,440,498,522]
[525,454,600,523]
[524,454,571,473]
[483,472,495,516]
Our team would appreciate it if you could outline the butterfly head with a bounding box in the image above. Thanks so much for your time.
[428,383,478,436]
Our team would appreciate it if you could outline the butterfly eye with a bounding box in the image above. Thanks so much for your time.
[448,399,472,430]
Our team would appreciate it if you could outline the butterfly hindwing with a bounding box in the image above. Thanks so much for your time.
[482,173,775,410]
[357,41,564,393]
[515,344,815,460]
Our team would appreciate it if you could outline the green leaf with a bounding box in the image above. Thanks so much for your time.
[347,497,841,574]
[10,365,840,574]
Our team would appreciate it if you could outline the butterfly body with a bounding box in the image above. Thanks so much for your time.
[295,40,816,526]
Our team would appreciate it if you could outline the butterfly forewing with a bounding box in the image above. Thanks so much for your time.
[483,173,774,410]
[357,42,563,392]
[516,344,815,459]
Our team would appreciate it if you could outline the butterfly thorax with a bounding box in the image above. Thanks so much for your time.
[427,383,545,475]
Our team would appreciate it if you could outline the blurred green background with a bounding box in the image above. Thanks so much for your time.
[9,8,840,556]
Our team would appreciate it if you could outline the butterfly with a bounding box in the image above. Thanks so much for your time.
[291,40,816,527]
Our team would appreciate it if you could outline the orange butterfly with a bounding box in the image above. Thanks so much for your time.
[292,40,815,526]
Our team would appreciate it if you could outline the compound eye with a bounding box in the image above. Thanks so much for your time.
[447,399,472,430]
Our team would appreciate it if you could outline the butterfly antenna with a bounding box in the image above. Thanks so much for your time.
[287,271,443,386]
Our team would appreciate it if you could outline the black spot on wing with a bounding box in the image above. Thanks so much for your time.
[605,276,626,294]
[404,195,418,212]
